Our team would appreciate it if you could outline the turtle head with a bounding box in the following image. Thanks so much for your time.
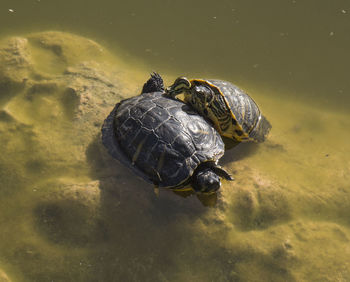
[193,168,221,193]
[192,164,234,193]
[166,77,191,98]
[142,72,164,94]
[185,84,215,111]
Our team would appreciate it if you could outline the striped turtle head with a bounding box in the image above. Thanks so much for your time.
[183,80,234,136]
[184,84,215,109]
[183,83,219,124]
[166,77,191,97]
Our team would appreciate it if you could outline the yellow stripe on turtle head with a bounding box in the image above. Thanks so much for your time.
[189,79,252,142]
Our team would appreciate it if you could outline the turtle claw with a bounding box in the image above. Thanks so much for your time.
[142,72,164,94]
[212,165,234,181]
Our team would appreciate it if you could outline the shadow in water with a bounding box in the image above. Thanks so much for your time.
[221,137,260,165]
[221,137,285,166]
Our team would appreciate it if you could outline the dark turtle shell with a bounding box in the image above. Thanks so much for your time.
[102,91,225,189]
[184,79,271,142]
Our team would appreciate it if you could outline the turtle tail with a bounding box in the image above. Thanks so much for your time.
[249,115,272,142]
[141,72,165,94]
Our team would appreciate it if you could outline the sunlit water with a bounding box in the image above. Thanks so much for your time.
[0,1,350,281]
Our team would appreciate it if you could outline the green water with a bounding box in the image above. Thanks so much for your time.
[0,0,350,281]
[1,0,350,111]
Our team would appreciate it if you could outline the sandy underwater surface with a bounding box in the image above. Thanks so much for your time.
[0,31,350,281]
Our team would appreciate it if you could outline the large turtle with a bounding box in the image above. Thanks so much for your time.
[165,77,271,142]
[101,73,233,193]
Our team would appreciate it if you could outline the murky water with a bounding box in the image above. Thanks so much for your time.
[0,1,350,281]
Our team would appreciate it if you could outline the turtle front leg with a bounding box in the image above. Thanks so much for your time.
[212,165,234,181]
[165,86,182,99]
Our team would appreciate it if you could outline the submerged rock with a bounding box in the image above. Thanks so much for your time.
[33,178,102,246]
[223,164,291,230]
[0,37,31,106]
[0,31,138,183]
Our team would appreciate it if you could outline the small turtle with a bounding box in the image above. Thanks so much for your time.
[101,73,233,193]
[166,77,271,142]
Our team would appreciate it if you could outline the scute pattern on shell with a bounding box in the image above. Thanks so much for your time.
[104,91,225,188]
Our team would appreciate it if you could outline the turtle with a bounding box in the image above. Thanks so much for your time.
[101,73,233,193]
[165,77,271,142]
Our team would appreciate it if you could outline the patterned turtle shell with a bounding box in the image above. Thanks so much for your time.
[166,77,271,142]
[102,87,231,191]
